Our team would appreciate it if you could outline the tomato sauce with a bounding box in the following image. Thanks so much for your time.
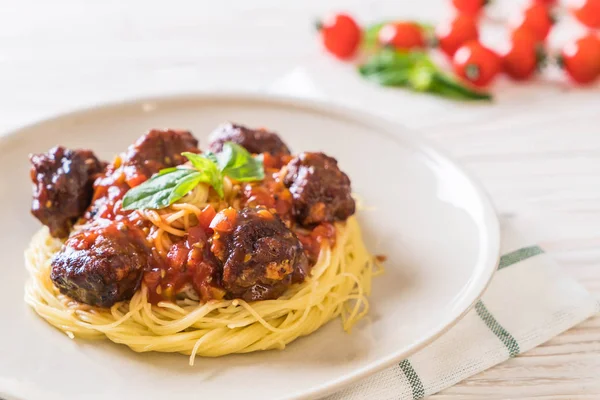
[296,222,337,263]
[91,152,337,305]
[143,226,226,304]
[84,162,133,222]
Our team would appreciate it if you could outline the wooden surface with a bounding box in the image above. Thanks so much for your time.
[1,0,598,398]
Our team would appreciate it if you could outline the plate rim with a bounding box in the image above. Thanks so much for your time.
[0,92,500,400]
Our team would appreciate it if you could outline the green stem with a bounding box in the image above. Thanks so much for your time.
[432,73,492,101]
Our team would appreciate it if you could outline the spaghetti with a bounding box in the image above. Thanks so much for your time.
[25,125,381,362]
[25,215,377,362]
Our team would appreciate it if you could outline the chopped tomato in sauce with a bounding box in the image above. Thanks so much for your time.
[143,226,225,304]
[90,152,336,305]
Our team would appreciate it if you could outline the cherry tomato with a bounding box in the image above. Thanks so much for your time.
[559,33,600,84]
[451,0,487,16]
[378,22,425,50]
[502,28,544,80]
[533,0,557,4]
[453,40,501,86]
[317,13,362,60]
[571,0,600,28]
[436,14,479,57]
[511,2,555,42]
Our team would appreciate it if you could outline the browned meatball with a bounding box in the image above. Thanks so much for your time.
[30,146,106,238]
[207,123,290,155]
[283,152,355,226]
[210,207,308,301]
[50,220,150,307]
[122,129,200,187]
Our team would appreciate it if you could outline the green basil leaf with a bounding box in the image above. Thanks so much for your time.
[359,48,415,74]
[217,142,265,182]
[359,68,412,87]
[411,51,436,72]
[172,171,206,198]
[214,142,250,171]
[158,167,178,176]
[122,141,265,210]
[358,48,492,102]
[203,151,219,166]
[429,72,492,101]
[182,152,219,173]
[182,152,224,198]
[360,50,431,87]
[409,66,435,92]
[122,169,203,210]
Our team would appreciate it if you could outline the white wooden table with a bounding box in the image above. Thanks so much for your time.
[1,0,598,398]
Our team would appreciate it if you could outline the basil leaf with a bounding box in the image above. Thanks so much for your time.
[158,167,178,176]
[359,48,492,102]
[217,142,265,182]
[409,66,435,92]
[182,152,224,198]
[214,144,233,171]
[121,141,265,210]
[172,170,206,197]
[122,169,203,210]
[359,68,412,87]
[429,72,492,101]
[359,49,416,74]
[203,151,219,166]
[359,50,430,87]
[182,152,219,174]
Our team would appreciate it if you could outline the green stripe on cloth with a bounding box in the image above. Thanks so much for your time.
[399,360,425,400]
[498,245,544,270]
[394,245,540,398]
[475,300,520,357]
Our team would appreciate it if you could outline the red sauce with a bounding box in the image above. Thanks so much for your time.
[85,163,132,221]
[91,152,337,304]
[296,222,337,263]
[143,226,225,304]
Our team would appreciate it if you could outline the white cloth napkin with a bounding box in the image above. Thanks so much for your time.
[266,70,600,400]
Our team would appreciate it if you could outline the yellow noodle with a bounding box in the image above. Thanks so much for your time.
[24,197,379,362]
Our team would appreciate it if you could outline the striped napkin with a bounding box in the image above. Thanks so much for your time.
[267,70,600,400]
[327,222,599,400]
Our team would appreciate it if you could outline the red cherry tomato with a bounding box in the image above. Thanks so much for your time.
[451,0,487,16]
[317,13,362,59]
[502,28,544,80]
[511,2,555,42]
[533,0,557,4]
[453,40,501,86]
[571,0,600,28]
[560,33,600,84]
[378,22,425,50]
[436,14,479,57]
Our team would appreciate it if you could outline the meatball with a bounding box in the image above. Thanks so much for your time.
[283,152,355,226]
[207,123,290,155]
[30,146,105,238]
[50,220,150,307]
[122,129,200,187]
[210,207,308,301]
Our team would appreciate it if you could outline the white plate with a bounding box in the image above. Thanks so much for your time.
[0,94,499,400]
